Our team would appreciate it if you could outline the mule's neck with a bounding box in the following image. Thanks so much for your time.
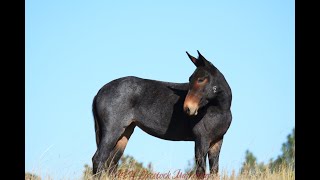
[215,70,232,111]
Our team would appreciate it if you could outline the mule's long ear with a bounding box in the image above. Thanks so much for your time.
[186,51,205,67]
[197,50,207,61]
[197,50,214,68]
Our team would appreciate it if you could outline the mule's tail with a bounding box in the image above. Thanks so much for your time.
[92,95,101,147]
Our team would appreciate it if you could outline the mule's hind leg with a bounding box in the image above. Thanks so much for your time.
[107,123,135,173]
[92,133,120,175]
[92,124,130,175]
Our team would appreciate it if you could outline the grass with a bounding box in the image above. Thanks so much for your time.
[26,162,294,180]
[26,164,291,179]
[26,168,294,180]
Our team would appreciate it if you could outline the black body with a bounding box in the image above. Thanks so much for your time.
[92,51,232,177]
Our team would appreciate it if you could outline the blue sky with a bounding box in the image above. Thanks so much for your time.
[26,0,294,179]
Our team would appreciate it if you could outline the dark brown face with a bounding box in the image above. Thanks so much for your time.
[184,68,210,116]
[184,50,218,116]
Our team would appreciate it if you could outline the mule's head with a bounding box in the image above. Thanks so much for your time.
[183,50,219,116]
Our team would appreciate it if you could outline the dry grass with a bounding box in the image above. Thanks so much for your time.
[219,164,295,180]
[80,164,294,180]
[26,163,294,180]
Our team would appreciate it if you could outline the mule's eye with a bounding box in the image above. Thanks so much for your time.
[197,78,205,83]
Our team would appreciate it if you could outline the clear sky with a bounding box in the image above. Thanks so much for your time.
[26,0,294,179]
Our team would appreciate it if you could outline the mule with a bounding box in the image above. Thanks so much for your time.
[92,51,232,177]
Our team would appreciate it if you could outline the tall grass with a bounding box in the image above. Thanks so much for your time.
[25,166,295,180]
[26,162,294,180]
[79,163,294,180]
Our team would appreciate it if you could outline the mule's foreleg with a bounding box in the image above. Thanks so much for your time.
[208,138,223,175]
[194,139,210,178]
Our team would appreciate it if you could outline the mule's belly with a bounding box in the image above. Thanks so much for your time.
[133,107,195,141]
[135,122,195,141]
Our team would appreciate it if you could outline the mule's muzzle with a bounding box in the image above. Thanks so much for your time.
[184,91,201,116]
[183,104,199,116]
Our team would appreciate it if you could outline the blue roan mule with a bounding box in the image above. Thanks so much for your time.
[92,51,232,178]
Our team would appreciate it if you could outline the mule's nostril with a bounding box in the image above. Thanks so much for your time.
[186,107,190,114]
